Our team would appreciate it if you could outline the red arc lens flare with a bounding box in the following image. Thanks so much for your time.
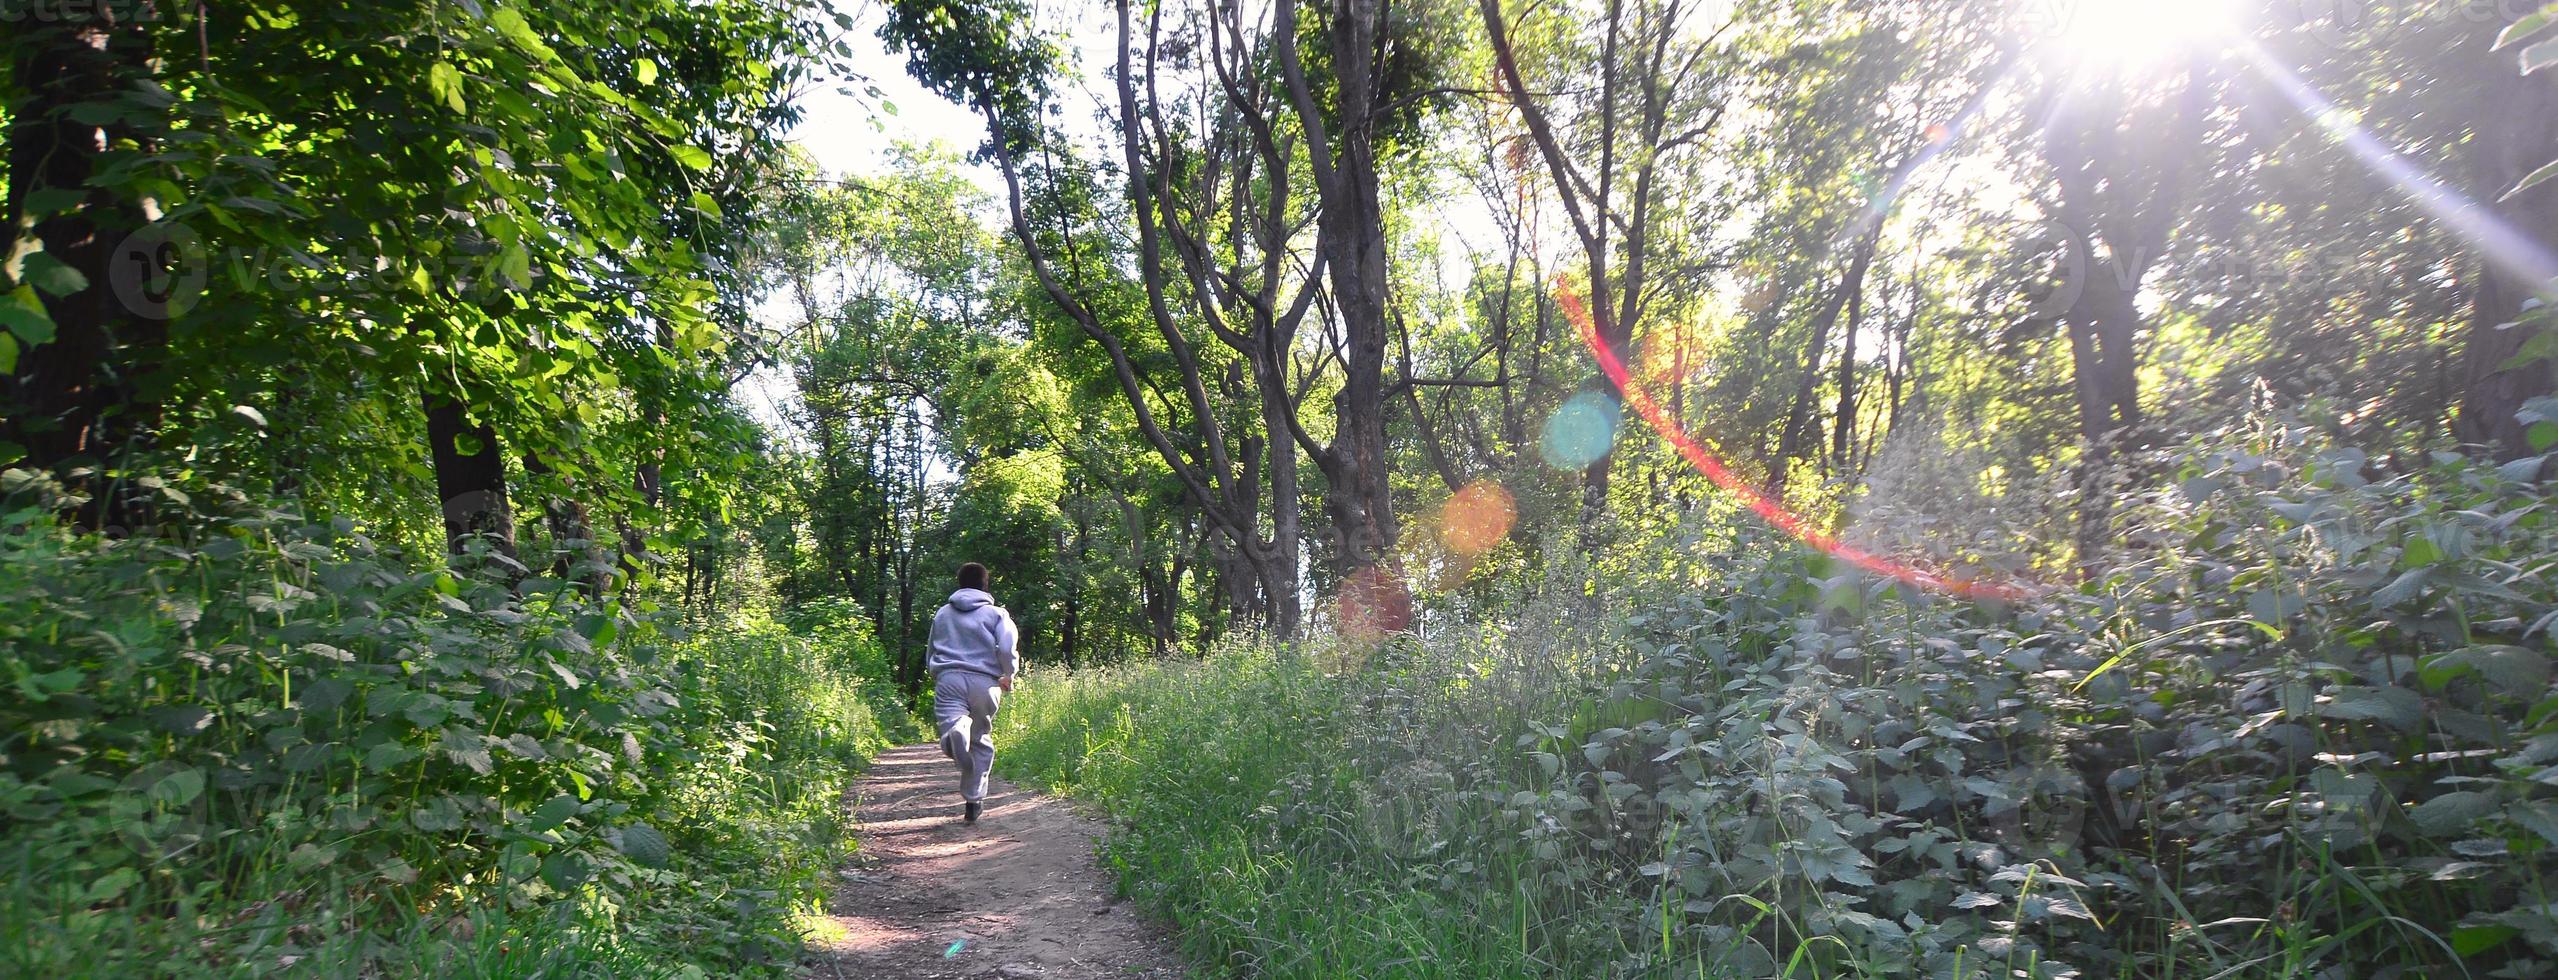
[1559,283,2035,603]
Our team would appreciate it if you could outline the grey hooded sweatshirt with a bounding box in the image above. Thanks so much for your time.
[924,588,1020,681]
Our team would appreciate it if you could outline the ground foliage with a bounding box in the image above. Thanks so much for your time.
[999,419,2558,979]
[0,479,911,977]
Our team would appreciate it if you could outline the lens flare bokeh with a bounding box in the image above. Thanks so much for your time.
[1440,479,1518,557]
[1540,391,1622,471]
[1334,565,1416,641]
[1558,284,2034,602]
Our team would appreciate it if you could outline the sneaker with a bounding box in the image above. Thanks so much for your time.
[964,800,982,824]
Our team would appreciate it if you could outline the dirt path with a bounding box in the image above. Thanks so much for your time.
[800,744,1186,980]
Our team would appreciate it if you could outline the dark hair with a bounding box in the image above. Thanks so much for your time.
[957,562,988,590]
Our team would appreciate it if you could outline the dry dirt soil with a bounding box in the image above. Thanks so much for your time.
[799,744,1187,980]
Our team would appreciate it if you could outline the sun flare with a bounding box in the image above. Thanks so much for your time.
[2037,0,2238,69]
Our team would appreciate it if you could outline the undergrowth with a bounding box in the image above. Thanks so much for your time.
[0,484,915,977]
[999,424,2558,979]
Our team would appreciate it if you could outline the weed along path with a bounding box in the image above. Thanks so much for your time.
[800,744,1185,979]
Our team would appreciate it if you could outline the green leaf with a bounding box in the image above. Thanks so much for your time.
[2312,767,2375,813]
[689,191,724,218]
[2512,800,2558,847]
[2508,158,2558,201]
[2318,686,2424,730]
[2433,645,2551,695]
[499,732,547,760]
[411,796,463,833]
[2527,36,2558,75]
[21,187,86,217]
[490,7,551,59]
[618,822,671,867]
[2452,925,2520,957]
[83,868,139,904]
[376,857,419,886]
[363,741,417,771]
[2498,4,2558,49]
[635,58,659,86]
[2401,535,2444,569]
[147,768,205,807]
[300,677,353,712]
[2531,420,2558,453]
[2410,790,2500,836]
[2500,326,2558,371]
[1,278,59,341]
[527,793,580,832]
[66,102,124,127]
[541,852,589,891]
[669,144,714,171]
[2373,568,2430,607]
[19,252,88,297]
[429,61,466,113]
[0,333,14,374]
[286,844,337,875]
[439,728,494,775]
[500,243,531,289]
[578,612,620,648]
[2498,454,2550,483]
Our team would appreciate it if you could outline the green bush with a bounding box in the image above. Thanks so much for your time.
[0,485,909,977]
[996,424,2558,978]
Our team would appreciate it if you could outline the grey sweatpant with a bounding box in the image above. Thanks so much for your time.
[932,670,1003,801]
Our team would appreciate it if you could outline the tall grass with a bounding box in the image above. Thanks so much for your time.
[998,649,1544,977]
[995,429,2558,978]
[997,620,1711,978]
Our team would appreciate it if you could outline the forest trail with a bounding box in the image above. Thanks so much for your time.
[799,745,1186,980]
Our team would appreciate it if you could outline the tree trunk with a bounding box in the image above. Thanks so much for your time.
[1059,587,1079,669]
[1832,277,1866,469]
[1775,234,1879,492]
[1252,363,1306,636]
[2041,64,2209,457]
[898,405,925,692]
[1166,522,1192,653]
[1210,533,1258,626]
[2064,276,2146,448]
[2,12,169,531]
[2453,36,2558,461]
[616,436,662,585]
[423,387,518,566]
[523,452,599,589]
[1305,0,1401,589]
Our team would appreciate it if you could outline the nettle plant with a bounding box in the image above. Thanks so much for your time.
[2072,418,2558,977]
[1457,418,2558,977]
[0,477,794,972]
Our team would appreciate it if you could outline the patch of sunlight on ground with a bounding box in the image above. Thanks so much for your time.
[796,910,852,946]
